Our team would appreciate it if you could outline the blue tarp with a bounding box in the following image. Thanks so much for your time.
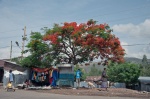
[51,70,59,87]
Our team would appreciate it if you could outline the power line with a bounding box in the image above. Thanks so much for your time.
[121,43,150,46]
[0,28,23,34]
[0,46,10,49]
[0,43,149,49]
[0,45,27,49]
[0,36,21,39]
[1,13,150,40]
[77,4,150,21]
[0,4,150,37]
[105,14,150,24]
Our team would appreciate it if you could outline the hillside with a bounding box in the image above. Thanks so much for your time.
[78,62,106,73]
[124,57,142,64]
[78,57,150,73]
[124,57,150,64]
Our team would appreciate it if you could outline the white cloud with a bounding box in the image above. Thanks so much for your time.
[142,45,150,53]
[0,1,150,60]
[113,20,150,59]
[112,19,150,38]
[121,42,128,54]
[125,50,150,59]
[0,47,11,59]
[0,47,30,59]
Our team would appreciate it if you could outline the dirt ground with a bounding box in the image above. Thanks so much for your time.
[30,87,150,99]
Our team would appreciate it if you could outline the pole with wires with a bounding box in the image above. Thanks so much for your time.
[22,26,26,59]
[10,41,12,61]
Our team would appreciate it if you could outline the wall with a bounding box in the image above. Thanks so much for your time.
[141,83,150,92]
[3,69,30,87]
[0,60,5,67]
[57,64,74,87]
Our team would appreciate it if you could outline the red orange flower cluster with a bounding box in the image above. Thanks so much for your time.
[43,34,58,44]
[43,20,125,64]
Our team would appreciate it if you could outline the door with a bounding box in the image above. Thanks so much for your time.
[0,67,4,83]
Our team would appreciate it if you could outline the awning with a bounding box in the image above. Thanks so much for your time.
[32,68,50,72]
[32,67,58,72]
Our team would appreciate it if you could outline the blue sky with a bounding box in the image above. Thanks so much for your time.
[0,0,150,59]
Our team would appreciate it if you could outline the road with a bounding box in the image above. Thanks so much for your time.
[0,89,145,99]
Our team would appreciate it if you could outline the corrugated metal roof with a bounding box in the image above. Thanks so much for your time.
[0,59,17,65]
[0,60,27,72]
[138,76,150,83]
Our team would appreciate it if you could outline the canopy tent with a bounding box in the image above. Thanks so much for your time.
[31,67,59,87]
[32,67,58,73]
[32,68,50,72]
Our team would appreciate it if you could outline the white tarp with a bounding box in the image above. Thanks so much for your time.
[4,70,25,78]
[4,71,9,78]
[3,69,29,87]
[12,70,25,75]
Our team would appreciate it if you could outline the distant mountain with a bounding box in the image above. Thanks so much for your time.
[78,62,106,73]
[124,57,150,64]
[79,57,150,73]
[124,57,142,64]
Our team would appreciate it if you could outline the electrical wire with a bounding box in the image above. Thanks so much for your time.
[0,43,149,49]
[0,3,150,37]
[121,43,150,46]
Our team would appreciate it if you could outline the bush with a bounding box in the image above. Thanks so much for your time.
[107,62,141,86]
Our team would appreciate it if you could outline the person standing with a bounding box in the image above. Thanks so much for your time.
[101,68,108,91]
[76,69,81,88]
[9,70,14,88]
[45,71,50,86]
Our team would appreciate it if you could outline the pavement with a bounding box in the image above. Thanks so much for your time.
[0,89,146,99]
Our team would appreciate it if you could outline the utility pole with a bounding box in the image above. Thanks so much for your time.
[21,26,26,59]
[10,41,12,61]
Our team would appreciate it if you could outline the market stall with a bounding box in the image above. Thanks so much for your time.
[30,67,59,87]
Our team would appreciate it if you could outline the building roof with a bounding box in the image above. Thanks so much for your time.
[138,76,150,84]
[0,60,27,72]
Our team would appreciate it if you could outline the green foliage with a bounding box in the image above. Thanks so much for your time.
[107,62,141,86]
[21,20,124,67]
[20,56,34,67]
[142,54,148,64]
[11,57,21,65]
[20,32,54,68]
[74,65,88,81]
[141,55,150,76]
[141,67,150,76]
[42,20,125,65]
[88,64,101,76]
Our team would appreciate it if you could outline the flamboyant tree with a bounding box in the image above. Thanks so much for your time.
[43,19,125,65]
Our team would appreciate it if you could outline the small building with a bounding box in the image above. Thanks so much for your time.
[56,64,74,87]
[138,76,150,92]
[0,60,30,87]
